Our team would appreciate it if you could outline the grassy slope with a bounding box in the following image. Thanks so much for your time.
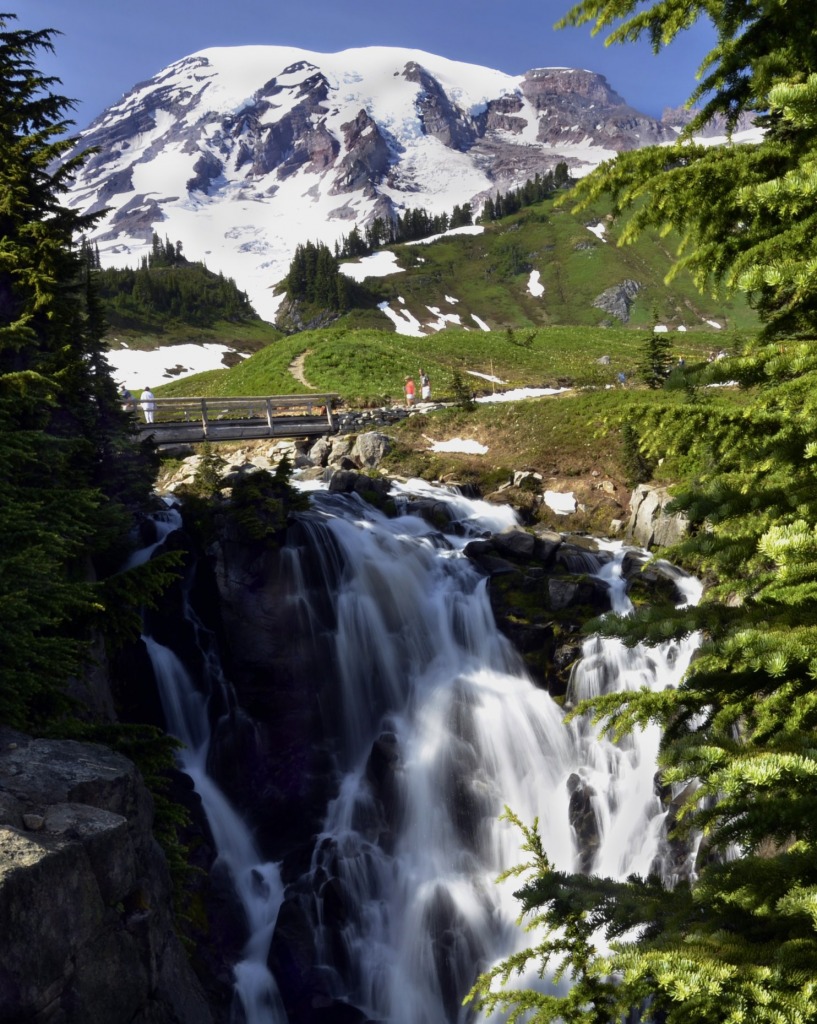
[155,324,738,403]
[154,321,750,535]
[340,195,758,335]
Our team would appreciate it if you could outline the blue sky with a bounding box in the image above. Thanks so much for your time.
[17,0,715,128]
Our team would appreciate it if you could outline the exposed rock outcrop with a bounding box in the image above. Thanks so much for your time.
[402,62,478,150]
[626,484,690,549]
[592,279,641,323]
[0,730,211,1024]
[331,109,393,195]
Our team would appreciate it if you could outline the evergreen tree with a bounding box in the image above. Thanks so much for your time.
[0,16,164,729]
[467,1,817,1020]
[641,331,673,388]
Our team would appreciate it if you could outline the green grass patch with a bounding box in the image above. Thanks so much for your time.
[153,323,735,405]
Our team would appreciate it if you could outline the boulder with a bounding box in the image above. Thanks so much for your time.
[350,431,392,468]
[492,527,536,560]
[0,730,211,1024]
[626,484,689,549]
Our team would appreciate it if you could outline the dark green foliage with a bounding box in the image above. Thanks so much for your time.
[479,168,569,223]
[449,369,476,411]
[469,344,817,1023]
[641,332,674,388]
[465,1,817,1015]
[95,258,257,330]
[0,15,163,730]
[190,441,226,498]
[283,240,351,312]
[146,232,185,269]
[620,420,653,484]
[335,199,476,261]
[225,459,309,547]
[0,15,192,913]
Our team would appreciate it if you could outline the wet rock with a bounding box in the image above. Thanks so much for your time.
[566,772,600,871]
[547,575,609,611]
[492,527,536,559]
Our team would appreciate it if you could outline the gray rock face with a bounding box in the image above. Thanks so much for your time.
[332,109,393,194]
[0,730,211,1024]
[626,484,690,549]
[592,279,641,323]
[402,61,478,150]
[350,431,393,468]
[520,68,674,149]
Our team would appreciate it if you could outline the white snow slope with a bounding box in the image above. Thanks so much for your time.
[62,46,632,322]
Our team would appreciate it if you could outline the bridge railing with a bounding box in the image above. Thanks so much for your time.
[136,393,339,437]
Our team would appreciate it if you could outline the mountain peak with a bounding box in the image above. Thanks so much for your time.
[65,44,677,322]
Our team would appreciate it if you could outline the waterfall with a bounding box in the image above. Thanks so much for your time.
[137,513,288,1024]
[138,480,700,1023]
[278,482,700,1023]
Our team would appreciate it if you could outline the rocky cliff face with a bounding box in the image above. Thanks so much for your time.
[61,45,686,321]
[0,729,211,1024]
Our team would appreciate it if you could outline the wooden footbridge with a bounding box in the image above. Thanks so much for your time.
[132,394,340,446]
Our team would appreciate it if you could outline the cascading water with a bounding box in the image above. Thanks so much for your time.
[136,511,288,1024]
[274,481,701,1023]
[138,479,700,1023]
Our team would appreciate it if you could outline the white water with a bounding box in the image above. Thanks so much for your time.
[141,551,287,1024]
[281,484,700,1022]
[140,482,699,1022]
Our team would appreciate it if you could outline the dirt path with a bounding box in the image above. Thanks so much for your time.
[288,349,315,390]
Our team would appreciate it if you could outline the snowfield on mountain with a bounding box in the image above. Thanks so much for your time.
[63,43,723,322]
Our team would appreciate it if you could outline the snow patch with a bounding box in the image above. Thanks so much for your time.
[445,295,460,304]
[425,307,463,331]
[476,387,569,403]
[339,250,404,281]
[706,320,723,329]
[377,301,424,336]
[527,270,544,297]
[427,438,488,455]
[586,222,607,242]
[544,490,577,515]
[467,370,507,384]
[471,314,491,331]
[106,343,244,392]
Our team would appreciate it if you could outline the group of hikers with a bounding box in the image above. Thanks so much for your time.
[119,386,155,423]
[404,369,431,408]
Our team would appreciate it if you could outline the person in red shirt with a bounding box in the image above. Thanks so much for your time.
[404,376,416,408]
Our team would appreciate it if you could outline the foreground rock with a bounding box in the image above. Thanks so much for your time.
[0,730,211,1024]
[626,483,690,548]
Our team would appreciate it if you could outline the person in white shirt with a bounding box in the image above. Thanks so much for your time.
[140,387,156,424]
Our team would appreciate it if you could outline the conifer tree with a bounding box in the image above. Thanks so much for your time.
[0,16,162,728]
[641,331,673,388]
[467,2,817,1022]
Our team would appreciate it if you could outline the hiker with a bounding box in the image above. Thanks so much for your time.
[119,387,135,412]
[404,376,416,408]
[419,369,431,401]
[140,386,156,424]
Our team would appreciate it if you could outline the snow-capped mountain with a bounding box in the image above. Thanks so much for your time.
[63,45,684,321]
